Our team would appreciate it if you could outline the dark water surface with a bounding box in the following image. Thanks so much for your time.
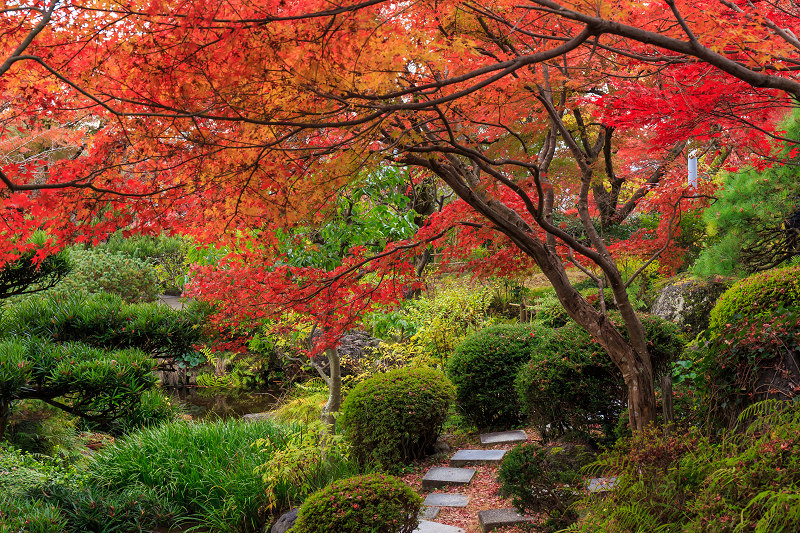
[167,387,281,420]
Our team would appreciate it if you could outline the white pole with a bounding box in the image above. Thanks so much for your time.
[688,151,698,187]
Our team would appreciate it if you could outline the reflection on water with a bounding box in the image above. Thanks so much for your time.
[167,388,281,420]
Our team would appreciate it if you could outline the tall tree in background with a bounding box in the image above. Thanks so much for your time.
[0,0,797,430]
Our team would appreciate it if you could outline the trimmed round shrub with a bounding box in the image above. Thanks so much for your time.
[708,264,800,332]
[448,323,546,430]
[340,367,454,468]
[498,442,594,532]
[292,474,422,533]
[515,322,624,443]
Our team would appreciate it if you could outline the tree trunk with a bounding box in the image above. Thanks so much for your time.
[661,373,675,434]
[320,346,341,432]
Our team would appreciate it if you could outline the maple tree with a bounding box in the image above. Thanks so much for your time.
[0,0,798,431]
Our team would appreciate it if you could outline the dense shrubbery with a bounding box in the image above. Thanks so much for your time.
[498,442,594,532]
[0,292,204,362]
[100,233,189,295]
[340,367,454,469]
[694,310,800,426]
[515,323,624,443]
[54,248,160,303]
[292,474,421,533]
[448,323,544,430]
[707,264,800,332]
[577,401,800,532]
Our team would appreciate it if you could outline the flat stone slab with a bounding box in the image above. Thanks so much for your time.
[587,476,619,493]
[450,449,506,466]
[423,493,470,508]
[421,467,476,490]
[414,520,466,533]
[478,508,536,532]
[479,430,528,446]
[419,506,440,520]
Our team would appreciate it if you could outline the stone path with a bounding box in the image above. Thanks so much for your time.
[411,429,536,533]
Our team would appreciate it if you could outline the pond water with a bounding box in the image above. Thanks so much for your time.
[167,387,282,420]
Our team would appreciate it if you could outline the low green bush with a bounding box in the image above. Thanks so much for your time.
[0,495,67,533]
[35,483,180,533]
[4,401,80,456]
[292,473,422,533]
[448,323,545,430]
[498,442,594,532]
[56,248,160,303]
[340,367,454,469]
[708,264,800,332]
[515,322,624,444]
[577,400,800,533]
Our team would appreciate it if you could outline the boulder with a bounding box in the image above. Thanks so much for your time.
[650,277,731,334]
[309,330,381,376]
[268,509,298,533]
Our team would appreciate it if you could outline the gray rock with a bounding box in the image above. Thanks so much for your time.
[479,430,527,445]
[478,508,535,532]
[650,277,731,334]
[242,412,274,422]
[269,509,298,533]
[423,493,470,507]
[450,449,506,466]
[421,467,476,490]
[413,521,466,533]
[419,506,440,520]
[309,330,381,376]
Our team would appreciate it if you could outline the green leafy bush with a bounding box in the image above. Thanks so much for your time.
[4,401,79,456]
[498,442,594,532]
[448,323,545,430]
[695,310,800,427]
[577,401,800,533]
[531,290,570,327]
[292,473,422,533]
[340,367,454,469]
[515,322,624,444]
[90,389,183,435]
[100,233,189,295]
[708,264,800,332]
[56,248,160,303]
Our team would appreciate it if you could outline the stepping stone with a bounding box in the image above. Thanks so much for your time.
[421,467,476,490]
[419,506,440,520]
[423,493,470,507]
[450,449,506,466]
[587,476,619,493]
[414,520,466,533]
[478,508,536,532]
[479,430,528,446]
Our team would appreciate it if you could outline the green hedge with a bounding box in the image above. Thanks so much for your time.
[340,367,454,469]
[293,474,421,533]
[708,264,800,333]
[448,323,545,430]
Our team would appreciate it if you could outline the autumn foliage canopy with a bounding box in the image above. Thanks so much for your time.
[1,0,798,429]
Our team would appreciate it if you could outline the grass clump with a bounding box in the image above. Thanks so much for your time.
[88,418,356,532]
